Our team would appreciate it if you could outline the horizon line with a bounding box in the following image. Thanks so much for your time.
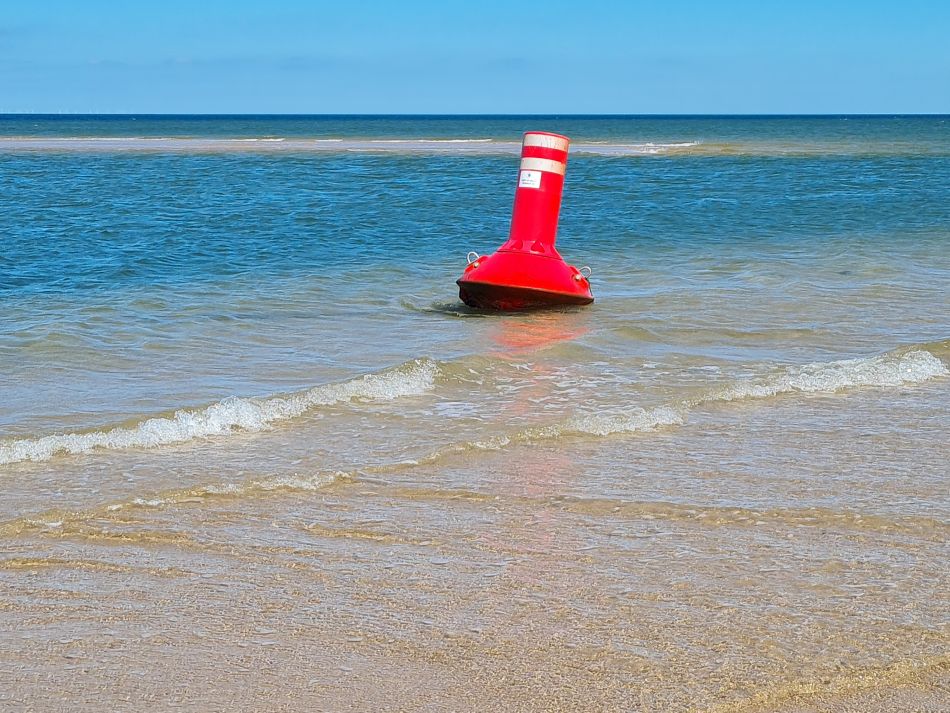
[2,112,949,119]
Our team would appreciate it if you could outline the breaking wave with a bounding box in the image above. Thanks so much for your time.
[1,347,945,468]
[417,347,947,463]
[523,348,947,445]
[0,359,438,465]
[1,347,945,539]
[705,348,948,403]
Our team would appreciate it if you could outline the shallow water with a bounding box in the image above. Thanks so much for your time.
[1,115,948,711]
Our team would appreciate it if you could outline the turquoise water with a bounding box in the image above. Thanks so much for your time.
[1,116,948,710]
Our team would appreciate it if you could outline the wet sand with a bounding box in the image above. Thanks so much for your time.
[3,385,947,712]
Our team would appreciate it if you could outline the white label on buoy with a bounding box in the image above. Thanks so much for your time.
[518,170,542,189]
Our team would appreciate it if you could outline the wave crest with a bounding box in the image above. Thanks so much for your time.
[413,348,947,463]
[709,349,948,402]
[1,348,945,467]
[0,359,438,465]
[528,406,685,439]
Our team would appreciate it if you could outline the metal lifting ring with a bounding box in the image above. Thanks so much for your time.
[579,266,592,278]
[467,251,481,265]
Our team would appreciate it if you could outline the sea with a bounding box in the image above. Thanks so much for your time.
[1,115,948,712]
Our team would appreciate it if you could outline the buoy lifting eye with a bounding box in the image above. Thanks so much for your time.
[467,251,481,265]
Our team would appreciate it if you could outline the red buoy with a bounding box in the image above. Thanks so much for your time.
[457,131,593,310]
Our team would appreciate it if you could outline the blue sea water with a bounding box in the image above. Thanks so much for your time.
[2,116,947,423]
[0,113,946,444]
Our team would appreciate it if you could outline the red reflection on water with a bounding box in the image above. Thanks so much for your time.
[486,313,589,356]
[476,312,590,584]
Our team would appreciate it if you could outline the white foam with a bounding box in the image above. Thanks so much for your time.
[711,350,948,402]
[482,349,945,446]
[470,435,512,450]
[356,138,494,144]
[49,136,146,141]
[0,359,438,465]
[26,519,63,529]
[526,406,684,440]
[572,141,701,156]
[128,470,349,506]
[22,471,351,532]
[564,406,685,436]
[240,471,346,493]
[562,406,683,436]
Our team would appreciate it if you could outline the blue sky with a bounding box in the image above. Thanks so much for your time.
[1,0,947,113]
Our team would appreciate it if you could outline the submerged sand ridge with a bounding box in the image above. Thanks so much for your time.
[2,136,948,157]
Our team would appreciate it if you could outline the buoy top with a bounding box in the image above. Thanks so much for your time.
[520,132,570,174]
[523,130,570,141]
[523,132,570,153]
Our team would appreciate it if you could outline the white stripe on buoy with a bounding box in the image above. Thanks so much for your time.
[523,134,570,152]
[519,157,566,175]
